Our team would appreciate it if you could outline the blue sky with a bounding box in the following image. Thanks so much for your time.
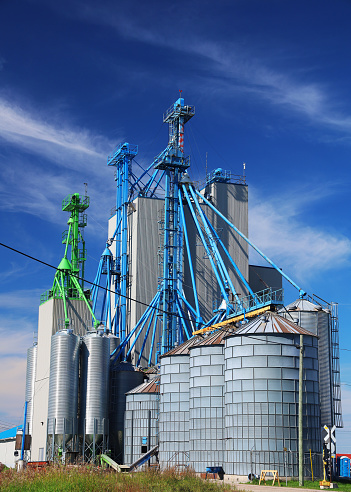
[1,0,351,451]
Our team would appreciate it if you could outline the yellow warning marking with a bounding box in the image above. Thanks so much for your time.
[192,305,273,335]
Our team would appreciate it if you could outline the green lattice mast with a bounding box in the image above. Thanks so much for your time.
[41,193,99,328]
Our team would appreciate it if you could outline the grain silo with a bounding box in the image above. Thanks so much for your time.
[80,331,110,459]
[47,330,80,459]
[124,377,159,466]
[189,331,226,473]
[224,312,321,477]
[107,334,120,357]
[280,299,342,428]
[109,361,145,463]
[158,337,200,469]
[25,343,37,438]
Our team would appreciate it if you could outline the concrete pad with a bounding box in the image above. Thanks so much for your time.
[223,482,319,492]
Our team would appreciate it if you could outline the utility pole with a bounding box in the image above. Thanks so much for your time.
[299,334,304,486]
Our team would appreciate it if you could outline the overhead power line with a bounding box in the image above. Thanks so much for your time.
[0,241,323,348]
[0,241,193,323]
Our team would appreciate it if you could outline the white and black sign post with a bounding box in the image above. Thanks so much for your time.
[324,425,336,481]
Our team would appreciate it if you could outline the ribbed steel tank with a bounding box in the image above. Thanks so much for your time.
[189,331,225,473]
[280,299,333,427]
[124,377,159,466]
[80,331,110,444]
[107,334,120,357]
[109,361,145,463]
[224,312,321,477]
[159,337,200,469]
[47,330,80,444]
[25,343,37,436]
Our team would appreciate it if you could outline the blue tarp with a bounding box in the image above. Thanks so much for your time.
[0,425,22,440]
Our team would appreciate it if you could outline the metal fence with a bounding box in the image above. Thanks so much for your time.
[248,450,323,481]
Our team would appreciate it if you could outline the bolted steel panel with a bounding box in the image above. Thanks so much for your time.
[224,329,321,477]
[189,344,225,473]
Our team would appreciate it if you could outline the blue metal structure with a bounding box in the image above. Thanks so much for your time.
[92,97,306,366]
[107,143,138,347]
[20,401,28,461]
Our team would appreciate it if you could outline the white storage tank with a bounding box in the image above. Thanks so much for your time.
[224,312,321,477]
[124,377,159,466]
[189,331,226,473]
[47,330,80,454]
[159,337,200,469]
[280,299,337,427]
[107,334,120,357]
[25,343,37,437]
[80,331,110,448]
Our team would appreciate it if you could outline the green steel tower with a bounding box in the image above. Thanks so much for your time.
[40,193,99,328]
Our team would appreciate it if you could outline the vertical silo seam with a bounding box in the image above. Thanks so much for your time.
[25,344,37,436]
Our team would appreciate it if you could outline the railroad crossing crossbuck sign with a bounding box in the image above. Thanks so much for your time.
[324,425,336,454]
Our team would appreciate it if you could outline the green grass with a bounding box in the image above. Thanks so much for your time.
[250,477,351,490]
[0,466,233,492]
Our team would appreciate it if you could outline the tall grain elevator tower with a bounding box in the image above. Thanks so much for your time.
[29,193,95,461]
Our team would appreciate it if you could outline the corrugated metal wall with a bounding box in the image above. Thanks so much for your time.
[129,197,164,367]
[184,182,249,321]
[189,345,224,472]
[79,333,110,441]
[53,298,91,335]
[25,344,37,436]
[109,363,145,463]
[159,355,190,468]
[224,333,321,476]
[113,182,249,365]
[47,331,79,441]
[124,393,158,466]
[280,306,333,427]
[249,265,283,294]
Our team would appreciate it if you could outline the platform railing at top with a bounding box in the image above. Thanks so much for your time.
[229,287,284,317]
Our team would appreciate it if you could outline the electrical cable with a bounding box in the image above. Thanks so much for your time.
[0,244,316,346]
[0,241,193,323]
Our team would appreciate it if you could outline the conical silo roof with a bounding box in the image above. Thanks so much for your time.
[126,376,160,395]
[194,329,227,346]
[281,298,326,312]
[233,311,317,336]
[161,336,201,356]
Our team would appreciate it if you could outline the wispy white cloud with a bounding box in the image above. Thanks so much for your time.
[0,356,27,422]
[0,289,44,311]
[0,97,116,228]
[0,321,35,421]
[3,163,114,232]
[53,2,351,138]
[0,97,114,173]
[0,323,34,358]
[249,186,351,281]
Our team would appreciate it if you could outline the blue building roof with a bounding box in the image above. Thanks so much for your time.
[0,425,22,440]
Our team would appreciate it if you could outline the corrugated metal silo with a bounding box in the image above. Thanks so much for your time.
[224,312,321,477]
[108,334,120,356]
[124,377,159,466]
[47,330,80,449]
[280,299,335,427]
[159,337,200,469]
[80,331,110,446]
[109,361,145,463]
[189,331,226,473]
[25,343,37,436]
